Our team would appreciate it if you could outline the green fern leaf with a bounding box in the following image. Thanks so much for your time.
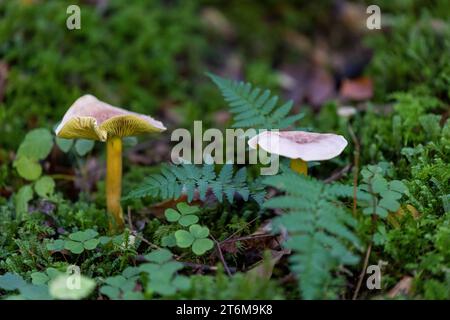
[124,164,264,205]
[207,73,303,129]
[264,171,362,299]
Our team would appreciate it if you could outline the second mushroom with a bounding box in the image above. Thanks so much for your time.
[56,95,166,232]
[248,130,348,175]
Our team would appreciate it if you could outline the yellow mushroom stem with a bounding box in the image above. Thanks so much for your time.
[106,136,125,231]
[290,158,308,175]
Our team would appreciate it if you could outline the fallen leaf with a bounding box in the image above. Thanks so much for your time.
[406,204,420,219]
[336,2,367,33]
[306,67,335,107]
[388,276,413,298]
[280,63,336,108]
[246,249,289,280]
[340,77,373,101]
[0,61,9,102]
[201,7,235,39]
[283,29,312,54]
[149,194,203,218]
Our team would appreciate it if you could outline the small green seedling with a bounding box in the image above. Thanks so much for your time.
[360,165,408,218]
[175,224,214,256]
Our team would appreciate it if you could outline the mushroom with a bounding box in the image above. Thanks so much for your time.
[248,131,348,175]
[55,95,166,231]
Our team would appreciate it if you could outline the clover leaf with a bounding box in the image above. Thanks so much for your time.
[74,139,95,156]
[138,249,188,297]
[13,128,54,181]
[34,176,55,198]
[31,268,62,286]
[360,165,409,218]
[47,229,99,254]
[174,224,214,256]
[0,273,27,291]
[100,267,142,300]
[164,203,199,227]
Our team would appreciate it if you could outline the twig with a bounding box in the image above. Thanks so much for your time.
[127,206,134,232]
[183,262,237,273]
[324,164,352,183]
[348,124,360,217]
[221,217,258,244]
[211,234,232,276]
[132,232,161,250]
[352,241,372,300]
[49,174,75,181]
[221,234,274,243]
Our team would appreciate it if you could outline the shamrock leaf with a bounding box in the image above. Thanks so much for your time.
[74,139,95,156]
[34,176,55,198]
[176,202,199,214]
[189,224,209,238]
[165,208,180,222]
[179,214,199,227]
[175,230,195,248]
[0,273,27,291]
[164,203,199,227]
[144,249,173,264]
[46,239,65,252]
[192,238,214,255]
[55,137,74,153]
[64,241,84,254]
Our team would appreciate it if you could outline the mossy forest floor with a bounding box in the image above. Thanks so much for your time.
[0,1,449,300]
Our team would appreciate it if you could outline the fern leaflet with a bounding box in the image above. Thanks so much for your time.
[207,73,304,129]
[264,170,362,299]
[124,164,265,206]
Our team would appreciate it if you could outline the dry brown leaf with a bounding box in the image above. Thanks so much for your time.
[246,249,289,280]
[388,276,413,298]
[201,7,235,39]
[149,194,203,218]
[406,204,420,219]
[0,61,9,102]
[337,2,367,33]
[283,29,312,54]
[340,77,373,101]
[306,67,335,107]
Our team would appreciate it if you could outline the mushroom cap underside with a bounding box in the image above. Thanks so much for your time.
[55,95,166,141]
[248,130,348,161]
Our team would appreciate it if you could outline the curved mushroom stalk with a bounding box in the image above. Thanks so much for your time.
[55,95,166,233]
[248,130,348,177]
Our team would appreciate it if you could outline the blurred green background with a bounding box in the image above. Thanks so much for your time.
[1,0,448,151]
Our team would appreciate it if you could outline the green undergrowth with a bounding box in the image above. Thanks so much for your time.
[0,0,449,300]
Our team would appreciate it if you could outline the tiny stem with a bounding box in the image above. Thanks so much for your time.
[106,136,125,232]
[290,158,308,175]
[48,174,75,181]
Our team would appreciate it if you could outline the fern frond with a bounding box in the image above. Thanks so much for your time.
[264,171,361,299]
[207,73,304,129]
[124,164,265,205]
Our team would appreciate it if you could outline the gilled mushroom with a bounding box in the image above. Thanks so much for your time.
[56,94,166,231]
[248,131,348,175]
